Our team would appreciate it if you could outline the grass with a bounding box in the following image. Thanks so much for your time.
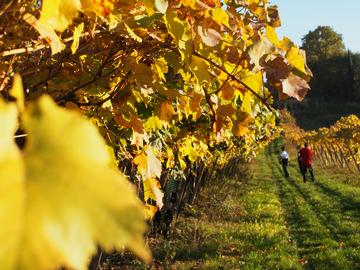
[266,141,360,270]
[102,140,360,269]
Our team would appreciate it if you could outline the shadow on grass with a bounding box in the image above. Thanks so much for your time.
[264,141,355,270]
[313,182,360,220]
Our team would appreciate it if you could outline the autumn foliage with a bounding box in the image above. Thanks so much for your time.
[0,0,312,269]
[282,113,360,173]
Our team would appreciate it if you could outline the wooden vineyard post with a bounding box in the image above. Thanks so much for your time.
[346,145,360,173]
[335,142,354,173]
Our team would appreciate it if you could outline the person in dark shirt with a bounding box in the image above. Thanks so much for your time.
[299,142,315,182]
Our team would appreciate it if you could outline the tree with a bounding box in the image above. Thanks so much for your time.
[301,26,346,64]
[300,26,360,101]
[351,52,360,99]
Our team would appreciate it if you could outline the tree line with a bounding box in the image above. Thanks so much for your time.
[302,26,360,102]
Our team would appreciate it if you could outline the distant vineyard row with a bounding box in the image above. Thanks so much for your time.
[282,113,360,173]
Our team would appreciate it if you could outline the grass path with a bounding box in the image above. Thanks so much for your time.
[104,141,360,269]
[266,141,360,270]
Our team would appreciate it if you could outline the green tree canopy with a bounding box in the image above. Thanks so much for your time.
[302,26,346,64]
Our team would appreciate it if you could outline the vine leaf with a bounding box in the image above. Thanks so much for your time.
[159,101,176,122]
[248,37,274,72]
[197,25,222,47]
[39,0,80,32]
[71,23,84,54]
[282,72,310,101]
[155,0,168,13]
[143,178,164,209]
[134,147,164,211]
[219,81,235,100]
[23,13,65,54]
[212,8,230,28]
[0,96,150,270]
[0,101,23,270]
[286,46,308,77]
[9,74,25,113]
[134,146,162,180]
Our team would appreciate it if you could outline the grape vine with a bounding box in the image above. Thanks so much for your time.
[0,0,312,269]
[282,113,360,173]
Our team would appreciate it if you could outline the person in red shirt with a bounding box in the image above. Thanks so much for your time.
[299,142,315,182]
[296,144,303,173]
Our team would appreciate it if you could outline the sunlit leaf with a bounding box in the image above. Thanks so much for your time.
[125,23,143,42]
[281,72,310,101]
[23,13,65,55]
[248,37,274,72]
[9,74,25,113]
[0,96,150,270]
[39,0,81,32]
[71,23,84,54]
[134,146,162,180]
[155,0,168,13]
[0,101,23,270]
[197,25,222,47]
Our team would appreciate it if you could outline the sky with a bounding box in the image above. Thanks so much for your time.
[269,0,360,53]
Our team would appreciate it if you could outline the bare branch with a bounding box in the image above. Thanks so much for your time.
[0,30,101,57]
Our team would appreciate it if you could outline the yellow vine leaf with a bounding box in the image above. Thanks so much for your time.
[155,0,169,13]
[159,101,176,122]
[140,0,155,15]
[180,0,196,8]
[241,91,252,114]
[151,181,164,209]
[165,11,192,61]
[40,0,81,32]
[134,146,162,180]
[248,37,274,72]
[9,74,25,113]
[143,178,164,209]
[134,146,164,212]
[266,25,279,45]
[165,148,175,168]
[71,23,84,54]
[81,0,115,16]
[189,55,212,84]
[23,13,66,55]
[0,101,23,270]
[153,57,168,81]
[179,138,198,162]
[125,23,143,43]
[178,154,187,170]
[197,25,222,47]
[212,8,230,28]
[286,46,307,77]
[144,204,158,220]
[240,71,263,94]
[277,36,294,51]
[0,96,150,270]
[144,115,163,132]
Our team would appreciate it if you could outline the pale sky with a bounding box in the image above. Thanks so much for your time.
[269,0,360,53]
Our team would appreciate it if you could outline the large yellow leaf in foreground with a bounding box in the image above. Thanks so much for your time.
[0,102,24,270]
[0,96,150,270]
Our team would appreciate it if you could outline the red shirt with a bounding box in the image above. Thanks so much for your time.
[300,147,313,167]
